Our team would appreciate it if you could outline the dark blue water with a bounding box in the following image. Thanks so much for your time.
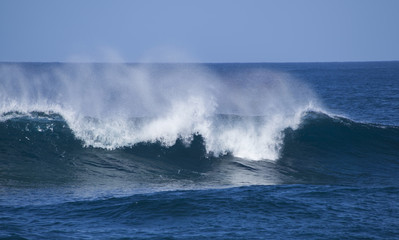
[1,62,399,239]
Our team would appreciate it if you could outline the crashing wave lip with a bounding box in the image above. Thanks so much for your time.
[0,107,327,162]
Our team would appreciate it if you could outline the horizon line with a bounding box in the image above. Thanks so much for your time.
[1,60,399,64]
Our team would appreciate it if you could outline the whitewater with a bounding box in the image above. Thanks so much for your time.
[0,63,321,160]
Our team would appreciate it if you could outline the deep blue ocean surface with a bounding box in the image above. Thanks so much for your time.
[1,62,399,239]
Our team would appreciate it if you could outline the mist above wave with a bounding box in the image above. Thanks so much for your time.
[0,63,321,160]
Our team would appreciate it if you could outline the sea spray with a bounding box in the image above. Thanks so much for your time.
[0,63,320,160]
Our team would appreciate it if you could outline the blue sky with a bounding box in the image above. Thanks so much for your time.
[1,0,398,62]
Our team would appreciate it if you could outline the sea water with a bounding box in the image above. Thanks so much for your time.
[1,62,398,239]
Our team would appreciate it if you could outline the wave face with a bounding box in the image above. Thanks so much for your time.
[280,112,399,185]
[1,111,398,189]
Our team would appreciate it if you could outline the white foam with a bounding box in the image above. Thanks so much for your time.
[0,63,323,160]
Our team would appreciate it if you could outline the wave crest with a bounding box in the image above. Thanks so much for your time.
[0,63,321,160]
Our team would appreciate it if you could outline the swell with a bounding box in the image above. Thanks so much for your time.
[2,185,399,239]
[1,111,398,186]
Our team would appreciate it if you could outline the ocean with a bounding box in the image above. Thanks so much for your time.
[1,62,398,239]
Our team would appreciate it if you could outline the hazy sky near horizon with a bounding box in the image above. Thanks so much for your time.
[1,0,399,63]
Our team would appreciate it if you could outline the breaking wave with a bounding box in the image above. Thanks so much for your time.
[0,63,320,160]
